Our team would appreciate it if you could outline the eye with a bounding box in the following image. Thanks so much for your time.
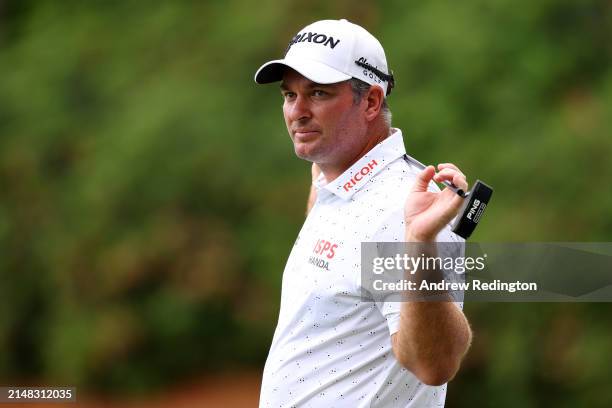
[282,91,296,101]
[313,89,328,97]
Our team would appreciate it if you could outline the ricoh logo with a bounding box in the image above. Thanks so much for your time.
[286,32,341,52]
[343,160,378,192]
[467,199,481,220]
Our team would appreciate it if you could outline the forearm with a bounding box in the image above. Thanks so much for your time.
[392,239,472,385]
[393,299,471,385]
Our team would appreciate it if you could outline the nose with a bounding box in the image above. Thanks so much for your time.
[286,94,312,123]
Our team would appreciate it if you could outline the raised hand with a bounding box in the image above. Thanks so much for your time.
[404,163,468,242]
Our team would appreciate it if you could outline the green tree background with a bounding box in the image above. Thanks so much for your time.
[0,0,611,406]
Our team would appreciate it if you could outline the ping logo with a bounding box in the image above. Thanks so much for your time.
[343,160,378,192]
[286,32,341,52]
[467,199,481,220]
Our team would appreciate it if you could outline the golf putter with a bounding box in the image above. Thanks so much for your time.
[403,154,493,239]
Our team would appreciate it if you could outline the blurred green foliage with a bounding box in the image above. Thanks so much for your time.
[0,0,611,405]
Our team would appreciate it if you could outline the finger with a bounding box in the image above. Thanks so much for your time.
[452,173,468,192]
[434,169,468,192]
[434,168,466,187]
[433,168,460,181]
[410,165,436,193]
[437,163,465,176]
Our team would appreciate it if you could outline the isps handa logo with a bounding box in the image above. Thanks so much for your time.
[308,238,338,271]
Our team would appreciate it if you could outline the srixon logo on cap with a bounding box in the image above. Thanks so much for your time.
[343,160,378,192]
[286,31,341,52]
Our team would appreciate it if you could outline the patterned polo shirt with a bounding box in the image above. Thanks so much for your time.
[259,128,462,407]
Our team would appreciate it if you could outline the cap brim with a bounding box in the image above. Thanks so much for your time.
[254,57,352,85]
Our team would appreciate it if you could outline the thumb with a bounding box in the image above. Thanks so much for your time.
[410,165,435,193]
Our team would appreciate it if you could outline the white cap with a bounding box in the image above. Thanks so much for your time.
[254,19,394,96]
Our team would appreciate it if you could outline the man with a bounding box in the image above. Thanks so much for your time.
[254,19,472,407]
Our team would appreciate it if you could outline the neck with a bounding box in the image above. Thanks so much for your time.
[319,123,390,183]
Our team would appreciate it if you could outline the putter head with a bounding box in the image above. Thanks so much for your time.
[452,180,493,239]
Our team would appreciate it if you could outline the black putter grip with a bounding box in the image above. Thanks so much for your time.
[452,180,493,239]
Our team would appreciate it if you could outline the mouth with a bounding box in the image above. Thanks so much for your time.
[293,129,320,140]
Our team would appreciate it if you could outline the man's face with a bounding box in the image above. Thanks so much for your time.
[280,69,368,165]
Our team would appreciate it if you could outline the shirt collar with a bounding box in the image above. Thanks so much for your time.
[316,128,406,201]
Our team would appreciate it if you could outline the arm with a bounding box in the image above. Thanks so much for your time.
[391,163,472,386]
[306,163,321,215]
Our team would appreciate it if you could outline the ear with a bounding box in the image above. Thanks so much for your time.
[363,85,385,122]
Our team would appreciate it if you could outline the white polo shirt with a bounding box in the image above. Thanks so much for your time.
[259,129,462,407]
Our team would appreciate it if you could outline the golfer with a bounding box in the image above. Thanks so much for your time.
[254,19,472,407]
